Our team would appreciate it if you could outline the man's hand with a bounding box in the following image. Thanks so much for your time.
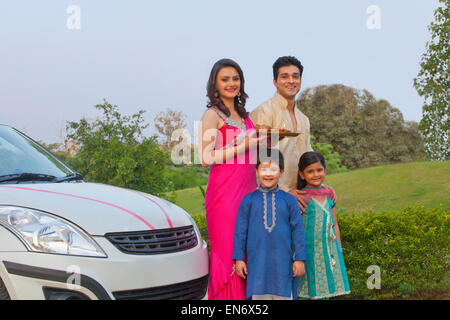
[293,261,305,277]
[235,260,248,279]
[288,189,307,213]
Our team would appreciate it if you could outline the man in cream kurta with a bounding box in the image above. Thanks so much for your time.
[250,92,313,192]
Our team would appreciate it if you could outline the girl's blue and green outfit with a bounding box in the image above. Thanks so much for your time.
[297,187,350,299]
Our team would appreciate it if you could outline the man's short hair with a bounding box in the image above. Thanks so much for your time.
[273,56,304,80]
[256,148,285,171]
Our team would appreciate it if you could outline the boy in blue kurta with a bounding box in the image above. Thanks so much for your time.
[233,149,307,300]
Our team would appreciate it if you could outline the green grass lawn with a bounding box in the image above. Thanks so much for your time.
[172,161,450,216]
[172,185,207,216]
[327,161,450,213]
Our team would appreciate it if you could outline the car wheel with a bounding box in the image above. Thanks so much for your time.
[0,277,11,300]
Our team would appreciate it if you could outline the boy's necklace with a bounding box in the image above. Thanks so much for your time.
[257,185,279,233]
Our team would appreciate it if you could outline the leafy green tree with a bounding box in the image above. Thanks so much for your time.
[298,84,425,169]
[414,0,449,160]
[310,135,346,173]
[66,100,173,197]
[38,141,63,152]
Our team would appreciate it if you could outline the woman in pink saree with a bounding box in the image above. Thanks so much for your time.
[199,59,261,300]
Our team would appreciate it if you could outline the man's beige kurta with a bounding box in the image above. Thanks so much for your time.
[250,93,313,192]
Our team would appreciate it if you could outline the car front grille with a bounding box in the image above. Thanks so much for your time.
[113,275,209,300]
[105,225,198,255]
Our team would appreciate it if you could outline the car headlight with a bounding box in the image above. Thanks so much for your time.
[0,206,106,257]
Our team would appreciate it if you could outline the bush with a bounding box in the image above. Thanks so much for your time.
[66,100,174,197]
[311,135,347,174]
[339,205,449,299]
[192,214,209,249]
[190,205,449,299]
[165,165,209,191]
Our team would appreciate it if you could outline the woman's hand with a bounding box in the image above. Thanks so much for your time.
[245,129,268,150]
[235,260,248,279]
[253,127,285,149]
[199,110,261,166]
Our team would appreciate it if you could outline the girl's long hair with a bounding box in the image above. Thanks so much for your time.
[297,151,327,190]
[206,58,249,119]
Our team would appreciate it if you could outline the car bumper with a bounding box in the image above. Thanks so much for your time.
[0,236,209,300]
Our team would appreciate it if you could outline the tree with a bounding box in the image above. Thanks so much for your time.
[38,141,63,152]
[298,84,425,169]
[38,141,73,164]
[66,100,173,196]
[414,0,449,161]
[310,135,346,174]
[154,108,187,150]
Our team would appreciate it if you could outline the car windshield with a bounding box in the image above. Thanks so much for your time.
[0,125,74,182]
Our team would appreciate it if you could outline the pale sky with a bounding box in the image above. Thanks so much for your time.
[0,0,440,143]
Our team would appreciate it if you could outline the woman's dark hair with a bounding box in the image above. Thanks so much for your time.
[273,56,304,80]
[257,148,285,171]
[206,58,249,118]
[297,151,326,190]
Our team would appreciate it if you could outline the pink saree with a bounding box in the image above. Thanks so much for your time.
[205,110,257,300]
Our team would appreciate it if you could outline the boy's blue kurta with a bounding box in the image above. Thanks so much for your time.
[232,187,307,299]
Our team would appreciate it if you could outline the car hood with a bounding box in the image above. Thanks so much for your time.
[0,182,194,235]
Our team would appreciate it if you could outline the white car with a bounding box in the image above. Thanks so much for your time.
[0,124,209,300]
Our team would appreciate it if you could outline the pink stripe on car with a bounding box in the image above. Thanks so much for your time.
[0,185,156,230]
[138,193,173,228]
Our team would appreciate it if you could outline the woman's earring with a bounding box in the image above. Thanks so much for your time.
[214,91,219,98]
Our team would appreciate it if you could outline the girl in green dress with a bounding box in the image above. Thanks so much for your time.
[296,152,350,299]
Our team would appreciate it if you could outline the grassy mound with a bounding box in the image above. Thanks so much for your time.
[327,161,449,214]
[174,161,449,216]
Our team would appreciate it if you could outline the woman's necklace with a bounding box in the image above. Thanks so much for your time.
[257,185,279,233]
